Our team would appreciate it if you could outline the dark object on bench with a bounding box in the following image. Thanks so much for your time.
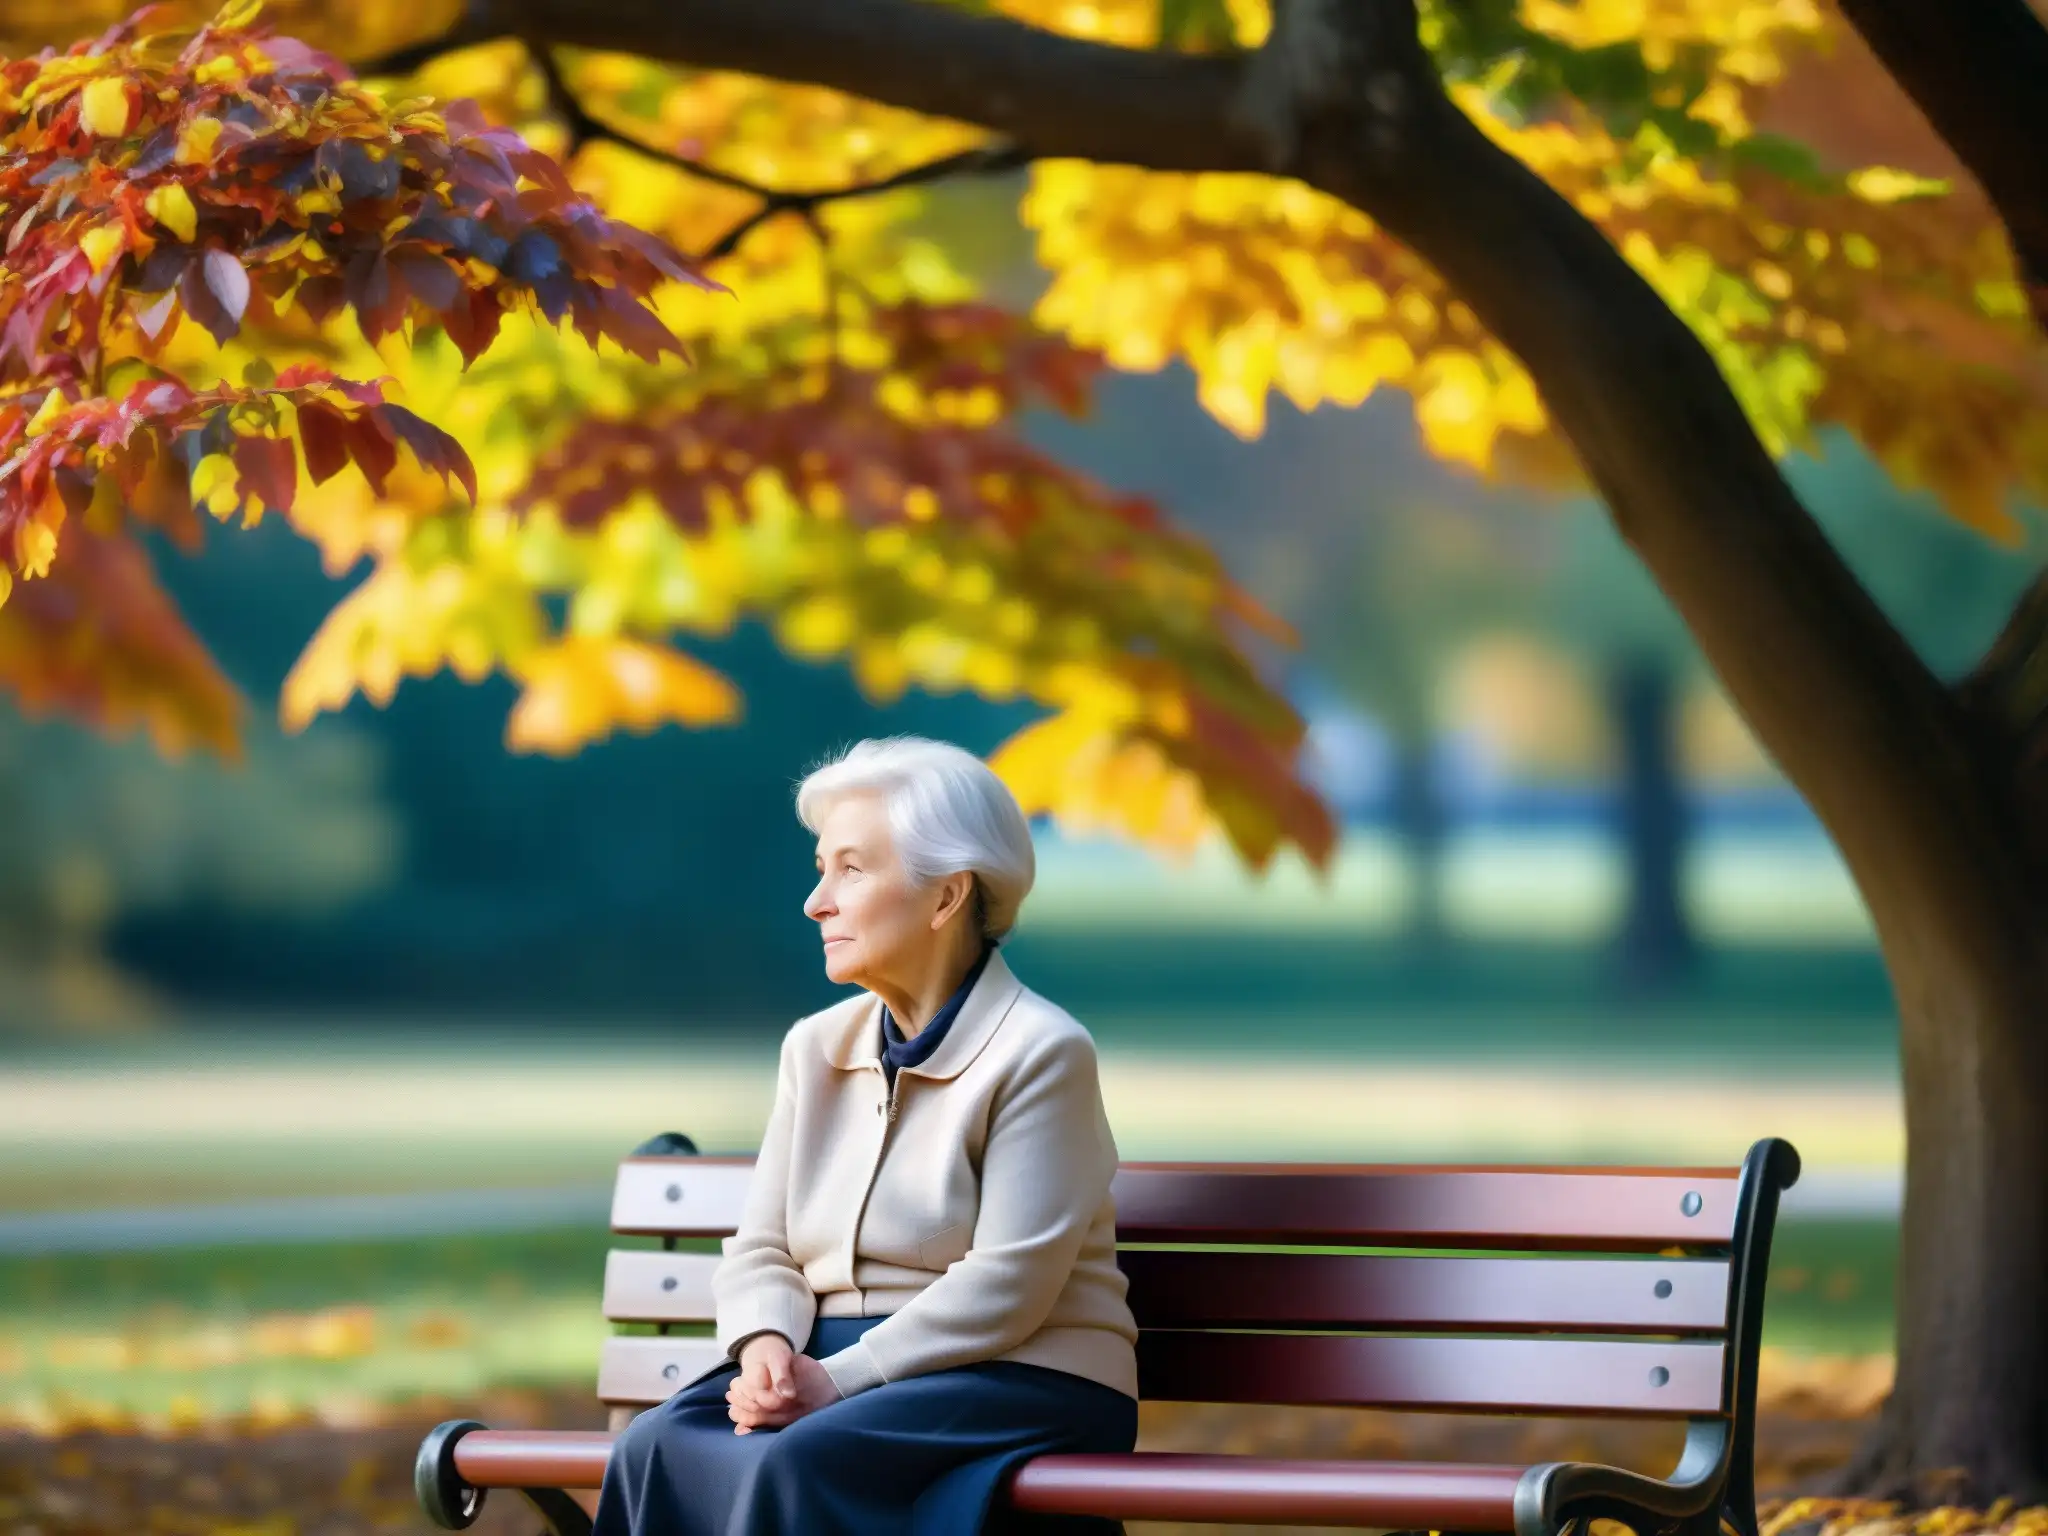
[417,1135,1799,1533]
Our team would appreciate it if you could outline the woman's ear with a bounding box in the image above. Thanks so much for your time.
[929,871,975,930]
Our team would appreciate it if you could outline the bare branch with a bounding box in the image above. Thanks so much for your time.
[526,43,1033,261]
[697,143,1032,263]
[527,46,766,196]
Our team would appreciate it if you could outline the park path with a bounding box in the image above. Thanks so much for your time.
[0,1048,1901,1245]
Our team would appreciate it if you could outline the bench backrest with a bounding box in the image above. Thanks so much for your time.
[595,1138,1798,1427]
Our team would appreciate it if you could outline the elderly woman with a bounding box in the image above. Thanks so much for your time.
[593,736,1139,1536]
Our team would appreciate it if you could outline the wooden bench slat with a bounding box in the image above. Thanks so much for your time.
[597,1335,726,1406]
[447,1433,1538,1526]
[610,1158,752,1236]
[595,1331,1724,1416]
[1136,1332,1726,1415]
[1121,1250,1730,1333]
[1112,1166,1742,1250]
[600,1248,1732,1332]
[602,1250,719,1324]
[609,1158,1744,1251]
[1009,1452,1530,1527]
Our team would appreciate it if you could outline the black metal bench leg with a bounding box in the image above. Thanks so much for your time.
[518,1487,595,1536]
[1718,1439,1760,1536]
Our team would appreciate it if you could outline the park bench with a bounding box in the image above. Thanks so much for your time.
[417,1133,1800,1534]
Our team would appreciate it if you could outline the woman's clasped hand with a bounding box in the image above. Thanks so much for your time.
[726,1332,842,1432]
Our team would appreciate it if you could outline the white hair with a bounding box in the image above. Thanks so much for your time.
[796,736,1035,943]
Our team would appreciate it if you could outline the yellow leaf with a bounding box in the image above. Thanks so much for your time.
[17,519,59,578]
[78,76,130,138]
[617,642,741,728]
[1413,349,1500,472]
[25,389,67,436]
[79,222,124,275]
[777,595,856,658]
[507,638,740,753]
[991,711,1212,858]
[145,183,197,242]
[0,565,11,608]
[175,117,223,165]
[446,626,496,682]
[191,452,241,517]
[212,0,266,31]
[504,668,591,756]
[1845,166,1950,204]
[851,637,910,702]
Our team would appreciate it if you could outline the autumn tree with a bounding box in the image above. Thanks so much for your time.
[9,0,2048,1503]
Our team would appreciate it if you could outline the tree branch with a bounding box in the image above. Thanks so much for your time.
[528,44,1033,260]
[1961,568,2048,738]
[1833,0,2048,333]
[697,143,1033,262]
[1957,570,2048,879]
[470,0,1267,173]
[529,46,768,197]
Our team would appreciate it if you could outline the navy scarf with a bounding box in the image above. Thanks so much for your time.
[880,942,994,1086]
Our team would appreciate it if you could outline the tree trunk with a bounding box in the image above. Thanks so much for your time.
[1832,924,2048,1505]
[1387,730,1445,951]
[1608,658,1694,994]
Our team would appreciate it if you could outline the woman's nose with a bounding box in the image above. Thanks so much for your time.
[803,881,831,919]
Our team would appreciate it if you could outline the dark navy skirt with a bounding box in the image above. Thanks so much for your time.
[592,1318,1136,1536]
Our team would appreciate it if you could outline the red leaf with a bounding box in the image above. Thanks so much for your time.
[297,400,350,485]
[593,282,681,363]
[346,412,397,494]
[443,99,487,139]
[255,36,350,80]
[271,362,333,391]
[391,251,460,313]
[296,273,346,323]
[232,434,296,511]
[380,404,477,504]
[441,287,503,365]
[0,524,243,759]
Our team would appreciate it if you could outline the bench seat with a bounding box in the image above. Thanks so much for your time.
[418,1135,1801,1535]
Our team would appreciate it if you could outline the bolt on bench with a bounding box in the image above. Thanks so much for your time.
[419,1134,1799,1534]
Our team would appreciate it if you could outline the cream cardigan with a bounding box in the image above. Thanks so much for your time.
[712,948,1140,1401]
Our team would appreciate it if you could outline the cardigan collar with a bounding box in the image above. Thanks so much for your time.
[820,946,1024,1080]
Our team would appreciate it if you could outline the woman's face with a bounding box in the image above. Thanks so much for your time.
[804,791,959,990]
